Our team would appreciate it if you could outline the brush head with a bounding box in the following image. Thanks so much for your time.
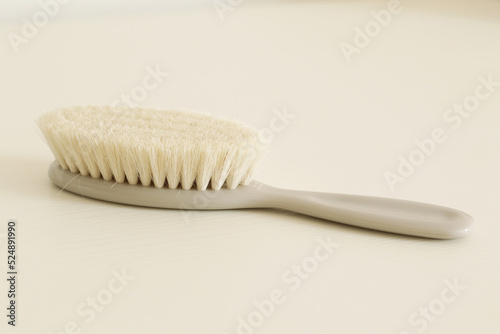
[38,105,266,190]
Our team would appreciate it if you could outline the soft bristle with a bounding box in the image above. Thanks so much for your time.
[38,106,266,190]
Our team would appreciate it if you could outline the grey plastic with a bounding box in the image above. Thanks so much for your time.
[48,161,473,239]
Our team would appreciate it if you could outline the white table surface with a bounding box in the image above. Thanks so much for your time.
[1,1,500,333]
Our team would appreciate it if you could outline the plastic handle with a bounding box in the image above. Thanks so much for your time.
[48,162,473,239]
[267,188,473,239]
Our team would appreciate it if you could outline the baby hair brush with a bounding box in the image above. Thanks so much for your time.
[38,106,473,239]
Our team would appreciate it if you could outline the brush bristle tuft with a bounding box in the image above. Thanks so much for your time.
[38,106,266,190]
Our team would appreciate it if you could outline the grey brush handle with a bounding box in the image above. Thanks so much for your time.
[262,186,472,239]
[48,161,473,239]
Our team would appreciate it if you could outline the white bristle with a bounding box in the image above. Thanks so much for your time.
[38,106,266,190]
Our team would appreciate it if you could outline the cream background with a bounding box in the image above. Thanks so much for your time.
[1,1,499,333]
